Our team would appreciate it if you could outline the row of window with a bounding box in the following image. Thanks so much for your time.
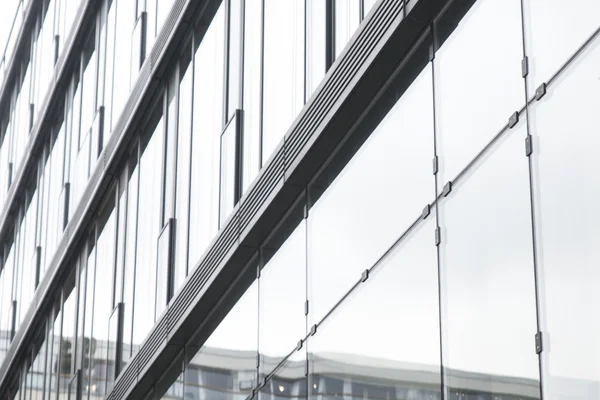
[0,0,388,397]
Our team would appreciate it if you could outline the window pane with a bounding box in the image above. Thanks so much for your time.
[306,0,326,99]
[434,0,524,186]
[174,58,193,291]
[335,0,360,58]
[530,33,600,399]
[58,277,76,400]
[308,66,434,326]
[185,280,257,400]
[262,0,304,163]
[438,123,540,398]
[260,221,306,375]
[219,113,240,227]
[260,349,306,400]
[524,0,600,94]
[309,217,440,399]
[227,0,242,118]
[132,118,164,355]
[189,5,224,268]
[112,0,136,131]
[164,75,178,225]
[241,0,262,192]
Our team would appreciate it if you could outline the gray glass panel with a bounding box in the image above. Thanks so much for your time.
[306,0,326,100]
[309,217,440,400]
[529,33,600,400]
[434,0,524,188]
[260,221,306,375]
[308,65,434,327]
[260,348,306,400]
[112,0,136,131]
[524,0,600,94]
[438,123,540,399]
[227,0,243,119]
[185,280,258,400]
[219,113,239,227]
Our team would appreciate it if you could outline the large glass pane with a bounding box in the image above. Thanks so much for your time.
[241,0,262,192]
[523,0,600,94]
[529,33,600,400]
[260,348,306,400]
[260,221,306,375]
[164,74,178,226]
[184,280,257,400]
[219,113,240,227]
[434,0,524,187]
[188,5,224,268]
[335,0,360,58]
[103,0,117,146]
[111,0,136,131]
[132,117,163,356]
[308,66,434,326]
[226,0,242,119]
[262,0,304,162]
[308,217,440,400]
[438,123,540,399]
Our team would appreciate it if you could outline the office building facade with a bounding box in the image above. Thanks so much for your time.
[0,0,598,398]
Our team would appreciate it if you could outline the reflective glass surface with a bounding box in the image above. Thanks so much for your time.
[335,0,360,58]
[309,217,440,400]
[438,123,540,398]
[308,66,434,326]
[524,0,600,94]
[260,221,306,375]
[262,0,304,162]
[434,0,524,186]
[529,33,600,399]
[260,348,306,400]
[306,0,326,99]
[185,280,258,400]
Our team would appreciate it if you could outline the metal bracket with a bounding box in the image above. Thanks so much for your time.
[442,181,452,197]
[521,56,529,78]
[304,300,309,316]
[432,156,438,175]
[296,339,303,351]
[310,324,317,336]
[428,43,435,62]
[535,332,543,354]
[304,359,309,376]
[508,111,519,128]
[361,269,369,282]
[256,353,260,368]
[435,227,441,246]
[535,83,547,101]
[422,204,431,220]
[525,135,533,157]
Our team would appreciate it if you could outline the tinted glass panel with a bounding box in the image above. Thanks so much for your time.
[529,33,600,399]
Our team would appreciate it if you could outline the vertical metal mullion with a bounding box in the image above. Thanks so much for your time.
[519,0,545,399]
[303,0,307,105]
[430,23,446,400]
[258,0,264,169]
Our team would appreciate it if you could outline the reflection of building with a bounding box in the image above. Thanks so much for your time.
[0,0,599,399]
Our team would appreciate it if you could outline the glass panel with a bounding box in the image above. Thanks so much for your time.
[219,113,239,227]
[262,0,304,162]
[122,156,139,368]
[364,0,378,16]
[174,55,193,291]
[155,220,173,318]
[434,0,524,186]
[58,277,76,400]
[227,0,243,118]
[47,304,61,396]
[132,118,163,356]
[185,280,257,400]
[306,0,326,99]
[529,33,600,400]
[308,65,434,326]
[335,0,360,58]
[524,0,600,94]
[80,35,97,142]
[104,0,117,137]
[438,123,540,399]
[106,304,121,394]
[260,221,306,376]
[260,349,306,400]
[112,0,136,131]
[241,0,262,192]
[189,4,224,267]
[164,74,178,225]
[130,14,145,89]
[308,217,440,400]
[156,0,176,34]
